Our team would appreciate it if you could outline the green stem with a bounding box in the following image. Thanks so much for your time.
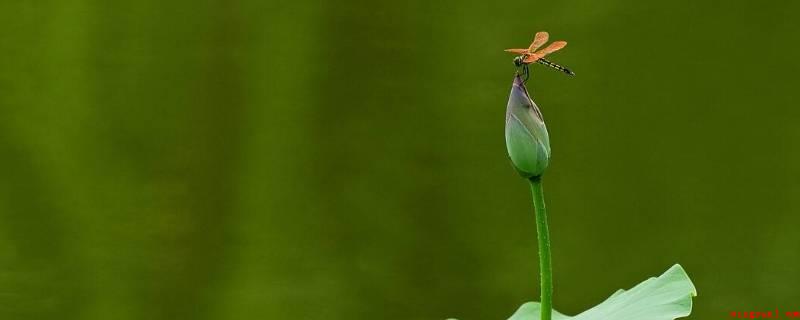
[529,177,552,320]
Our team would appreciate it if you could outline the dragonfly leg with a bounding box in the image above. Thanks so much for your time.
[523,64,530,83]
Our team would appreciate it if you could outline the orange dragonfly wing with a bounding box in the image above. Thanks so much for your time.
[533,41,567,57]
[522,54,541,64]
[504,48,529,54]
[528,31,549,52]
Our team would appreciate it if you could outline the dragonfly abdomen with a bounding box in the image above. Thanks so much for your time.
[537,58,575,76]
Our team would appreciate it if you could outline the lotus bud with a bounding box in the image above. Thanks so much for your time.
[505,75,551,178]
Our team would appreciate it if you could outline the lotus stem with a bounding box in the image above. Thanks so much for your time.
[529,176,552,320]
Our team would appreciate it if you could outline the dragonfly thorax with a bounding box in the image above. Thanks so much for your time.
[513,55,526,67]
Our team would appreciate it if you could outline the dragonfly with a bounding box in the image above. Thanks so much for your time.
[505,31,575,81]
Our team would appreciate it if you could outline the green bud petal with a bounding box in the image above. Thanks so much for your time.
[505,75,551,178]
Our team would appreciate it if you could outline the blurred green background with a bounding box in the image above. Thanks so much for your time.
[1,0,799,319]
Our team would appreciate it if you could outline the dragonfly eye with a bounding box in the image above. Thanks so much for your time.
[513,56,524,66]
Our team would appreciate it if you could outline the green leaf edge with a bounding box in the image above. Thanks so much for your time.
[506,264,697,320]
